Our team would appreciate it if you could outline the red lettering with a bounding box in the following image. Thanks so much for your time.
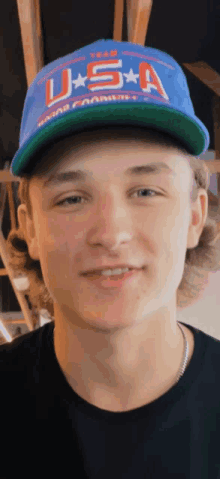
[46,69,72,107]
[139,62,169,100]
[87,60,123,91]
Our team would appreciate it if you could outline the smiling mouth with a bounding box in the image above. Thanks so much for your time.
[84,268,135,278]
[81,268,144,291]
[84,267,142,278]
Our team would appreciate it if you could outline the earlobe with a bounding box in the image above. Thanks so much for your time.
[17,204,40,260]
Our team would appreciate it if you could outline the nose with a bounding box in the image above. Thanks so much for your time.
[88,231,133,251]
[86,197,134,251]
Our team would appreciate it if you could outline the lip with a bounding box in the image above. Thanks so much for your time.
[81,265,141,276]
[81,268,143,290]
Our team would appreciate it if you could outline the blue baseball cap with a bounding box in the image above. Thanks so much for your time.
[10,38,210,177]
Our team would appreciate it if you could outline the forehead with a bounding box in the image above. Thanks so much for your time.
[31,127,191,185]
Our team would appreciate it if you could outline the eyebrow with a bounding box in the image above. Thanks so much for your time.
[42,162,175,188]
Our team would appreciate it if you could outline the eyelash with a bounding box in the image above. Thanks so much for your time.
[56,188,160,207]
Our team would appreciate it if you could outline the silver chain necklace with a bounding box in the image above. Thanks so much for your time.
[175,322,189,384]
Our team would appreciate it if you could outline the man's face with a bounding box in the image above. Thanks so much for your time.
[25,128,196,330]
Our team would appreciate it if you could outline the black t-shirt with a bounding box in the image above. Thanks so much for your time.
[1,320,220,479]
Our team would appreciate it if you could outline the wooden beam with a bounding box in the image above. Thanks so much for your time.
[16,0,44,87]
[113,0,153,45]
[0,171,21,182]
[126,0,153,45]
[0,268,8,276]
[183,61,220,97]
[203,161,220,174]
[113,0,125,41]
[4,319,26,324]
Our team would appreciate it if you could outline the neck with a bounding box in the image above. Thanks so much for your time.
[53,313,187,410]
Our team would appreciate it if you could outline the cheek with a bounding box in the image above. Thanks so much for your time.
[152,204,190,268]
[163,210,190,279]
[37,216,79,273]
[39,215,78,249]
[40,240,77,292]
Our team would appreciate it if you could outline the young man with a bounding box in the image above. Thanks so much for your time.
[17,125,202,412]
[1,39,220,478]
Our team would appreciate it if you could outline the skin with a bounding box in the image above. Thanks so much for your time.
[17,127,208,412]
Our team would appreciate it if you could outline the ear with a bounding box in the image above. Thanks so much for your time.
[187,189,208,249]
[17,204,40,260]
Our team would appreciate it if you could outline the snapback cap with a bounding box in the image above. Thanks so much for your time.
[10,38,210,177]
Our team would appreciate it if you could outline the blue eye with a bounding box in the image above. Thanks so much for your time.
[56,188,159,207]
